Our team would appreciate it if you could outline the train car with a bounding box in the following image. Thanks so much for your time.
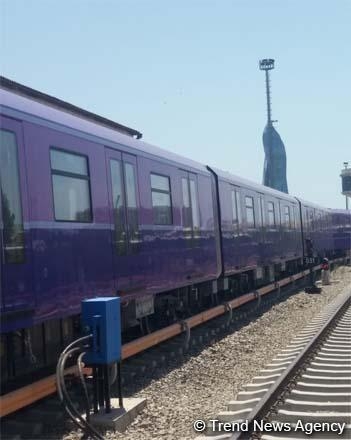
[331,209,351,256]
[1,76,349,388]
[296,199,334,261]
[208,167,303,290]
[0,77,220,383]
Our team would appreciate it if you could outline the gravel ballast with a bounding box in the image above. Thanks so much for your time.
[64,266,351,440]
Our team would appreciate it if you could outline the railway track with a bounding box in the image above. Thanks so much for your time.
[196,284,351,439]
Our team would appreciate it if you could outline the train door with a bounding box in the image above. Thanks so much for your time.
[0,117,34,321]
[105,148,140,292]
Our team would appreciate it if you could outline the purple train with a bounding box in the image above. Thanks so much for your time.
[0,77,350,385]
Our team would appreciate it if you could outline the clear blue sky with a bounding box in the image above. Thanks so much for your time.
[1,0,350,208]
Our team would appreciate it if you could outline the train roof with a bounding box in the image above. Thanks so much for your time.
[210,166,298,202]
[295,197,332,212]
[0,78,210,175]
[0,76,142,139]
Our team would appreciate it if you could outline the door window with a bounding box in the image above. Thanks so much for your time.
[124,162,139,250]
[231,187,242,232]
[0,130,25,263]
[268,201,275,227]
[181,174,200,240]
[257,196,264,227]
[284,206,291,228]
[110,159,126,255]
[109,156,139,254]
[245,196,255,228]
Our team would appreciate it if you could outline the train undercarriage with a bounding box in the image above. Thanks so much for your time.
[0,258,310,393]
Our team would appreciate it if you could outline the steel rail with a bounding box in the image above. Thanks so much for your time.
[0,257,346,417]
[229,287,351,440]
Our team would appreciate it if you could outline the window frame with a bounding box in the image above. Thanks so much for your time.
[245,195,256,228]
[257,195,264,227]
[181,173,200,240]
[284,205,291,228]
[110,158,127,255]
[293,205,298,230]
[150,172,173,225]
[267,201,276,227]
[0,128,25,264]
[230,186,242,227]
[50,147,93,223]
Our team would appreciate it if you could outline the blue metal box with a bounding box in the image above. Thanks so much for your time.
[81,297,121,364]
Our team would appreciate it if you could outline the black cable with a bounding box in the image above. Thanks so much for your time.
[78,351,91,423]
[56,347,87,433]
[56,335,105,440]
[58,347,104,440]
[109,362,117,386]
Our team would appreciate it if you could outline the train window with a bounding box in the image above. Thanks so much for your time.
[245,196,255,228]
[110,159,126,255]
[190,179,200,235]
[304,209,309,231]
[317,212,322,230]
[293,206,298,229]
[231,187,242,226]
[309,210,314,231]
[236,191,242,224]
[284,206,291,228]
[124,163,139,249]
[50,149,92,222]
[0,129,25,263]
[182,177,192,234]
[231,190,238,224]
[150,173,172,225]
[181,175,200,239]
[257,196,264,227]
[268,201,275,226]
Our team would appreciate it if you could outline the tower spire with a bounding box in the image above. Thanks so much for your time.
[259,59,274,126]
[259,58,289,194]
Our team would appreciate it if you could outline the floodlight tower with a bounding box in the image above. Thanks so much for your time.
[341,161,351,210]
[259,59,275,126]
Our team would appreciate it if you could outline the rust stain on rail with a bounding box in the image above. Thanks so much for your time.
[0,258,344,418]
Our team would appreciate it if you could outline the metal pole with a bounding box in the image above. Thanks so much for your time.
[265,69,271,125]
[92,366,99,414]
[117,362,123,408]
[346,196,349,210]
[104,364,111,413]
[98,366,104,409]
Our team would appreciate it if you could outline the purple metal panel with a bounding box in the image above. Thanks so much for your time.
[218,172,303,277]
[331,210,351,252]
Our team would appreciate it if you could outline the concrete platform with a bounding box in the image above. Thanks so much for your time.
[90,398,146,432]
